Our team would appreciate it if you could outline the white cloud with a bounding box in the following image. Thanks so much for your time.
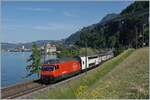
[63,11,79,18]
[22,7,51,12]
[33,23,80,31]
[34,25,51,30]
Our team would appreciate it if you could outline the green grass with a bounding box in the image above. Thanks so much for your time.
[32,48,149,99]
[80,47,149,99]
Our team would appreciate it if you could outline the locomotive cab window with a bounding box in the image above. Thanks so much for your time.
[42,66,55,71]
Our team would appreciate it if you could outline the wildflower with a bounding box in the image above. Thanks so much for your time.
[74,85,88,97]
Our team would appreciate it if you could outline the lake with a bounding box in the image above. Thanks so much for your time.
[1,51,56,88]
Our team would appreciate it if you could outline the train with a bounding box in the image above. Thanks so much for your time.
[40,51,114,83]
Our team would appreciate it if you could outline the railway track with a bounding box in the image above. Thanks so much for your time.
[1,72,82,99]
[17,70,89,99]
[1,79,47,99]
[1,67,91,99]
[1,58,113,99]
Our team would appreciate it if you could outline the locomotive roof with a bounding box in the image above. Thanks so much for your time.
[44,57,79,64]
[78,53,111,57]
[79,50,113,57]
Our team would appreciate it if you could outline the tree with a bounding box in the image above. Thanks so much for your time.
[26,44,41,78]
[108,36,116,48]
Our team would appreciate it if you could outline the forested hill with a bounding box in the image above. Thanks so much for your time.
[65,13,118,45]
[65,1,149,55]
[120,1,149,15]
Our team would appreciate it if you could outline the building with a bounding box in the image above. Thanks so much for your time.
[22,45,25,50]
[46,43,56,53]
[41,43,57,54]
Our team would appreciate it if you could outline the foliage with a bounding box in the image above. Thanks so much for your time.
[79,48,98,55]
[26,44,41,77]
[121,1,149,15]
[57,47,98,58]
[57,49,80,58]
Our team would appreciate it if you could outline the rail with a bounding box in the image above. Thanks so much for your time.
[1,52,114,99]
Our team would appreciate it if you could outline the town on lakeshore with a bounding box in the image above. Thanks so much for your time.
[2,43,58,54]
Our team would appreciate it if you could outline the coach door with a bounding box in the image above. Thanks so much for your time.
[81,57,86,70]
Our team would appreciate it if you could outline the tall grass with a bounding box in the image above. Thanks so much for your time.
[33,49,135,99]
[80,48,149,99]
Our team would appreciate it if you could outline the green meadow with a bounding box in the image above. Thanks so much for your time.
[32,47,148,99]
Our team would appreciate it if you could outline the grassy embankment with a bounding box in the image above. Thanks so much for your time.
[33,48,149,99]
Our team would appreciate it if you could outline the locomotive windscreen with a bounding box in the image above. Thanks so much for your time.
[44,59,60,64]
[42,66,55,71]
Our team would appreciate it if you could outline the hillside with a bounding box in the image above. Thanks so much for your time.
[27,47,148,99]
[65,13,118,45]
[121,1,149,15]
[100,13,118,24]
[65,1,149,52]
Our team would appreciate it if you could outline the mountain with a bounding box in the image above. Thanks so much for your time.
[120,2,149,15]
[65,13,118,45]
[1,43,18,50]
[100,13,118,24]
[65,31,81,45]
[65,1,149,51]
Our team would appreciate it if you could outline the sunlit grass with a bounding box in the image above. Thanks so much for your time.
[80,47,149,99]
[32,48,148,99]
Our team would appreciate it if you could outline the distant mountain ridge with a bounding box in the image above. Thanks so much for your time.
[1,40,65,50]
[100,13,118,24]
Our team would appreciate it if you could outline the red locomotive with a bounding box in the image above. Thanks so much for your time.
[40,58,81,82]
[40,51,114,83]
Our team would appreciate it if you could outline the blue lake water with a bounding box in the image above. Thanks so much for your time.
[1,52,56,88]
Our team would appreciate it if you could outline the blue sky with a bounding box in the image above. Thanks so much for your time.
[2,1,133,43]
